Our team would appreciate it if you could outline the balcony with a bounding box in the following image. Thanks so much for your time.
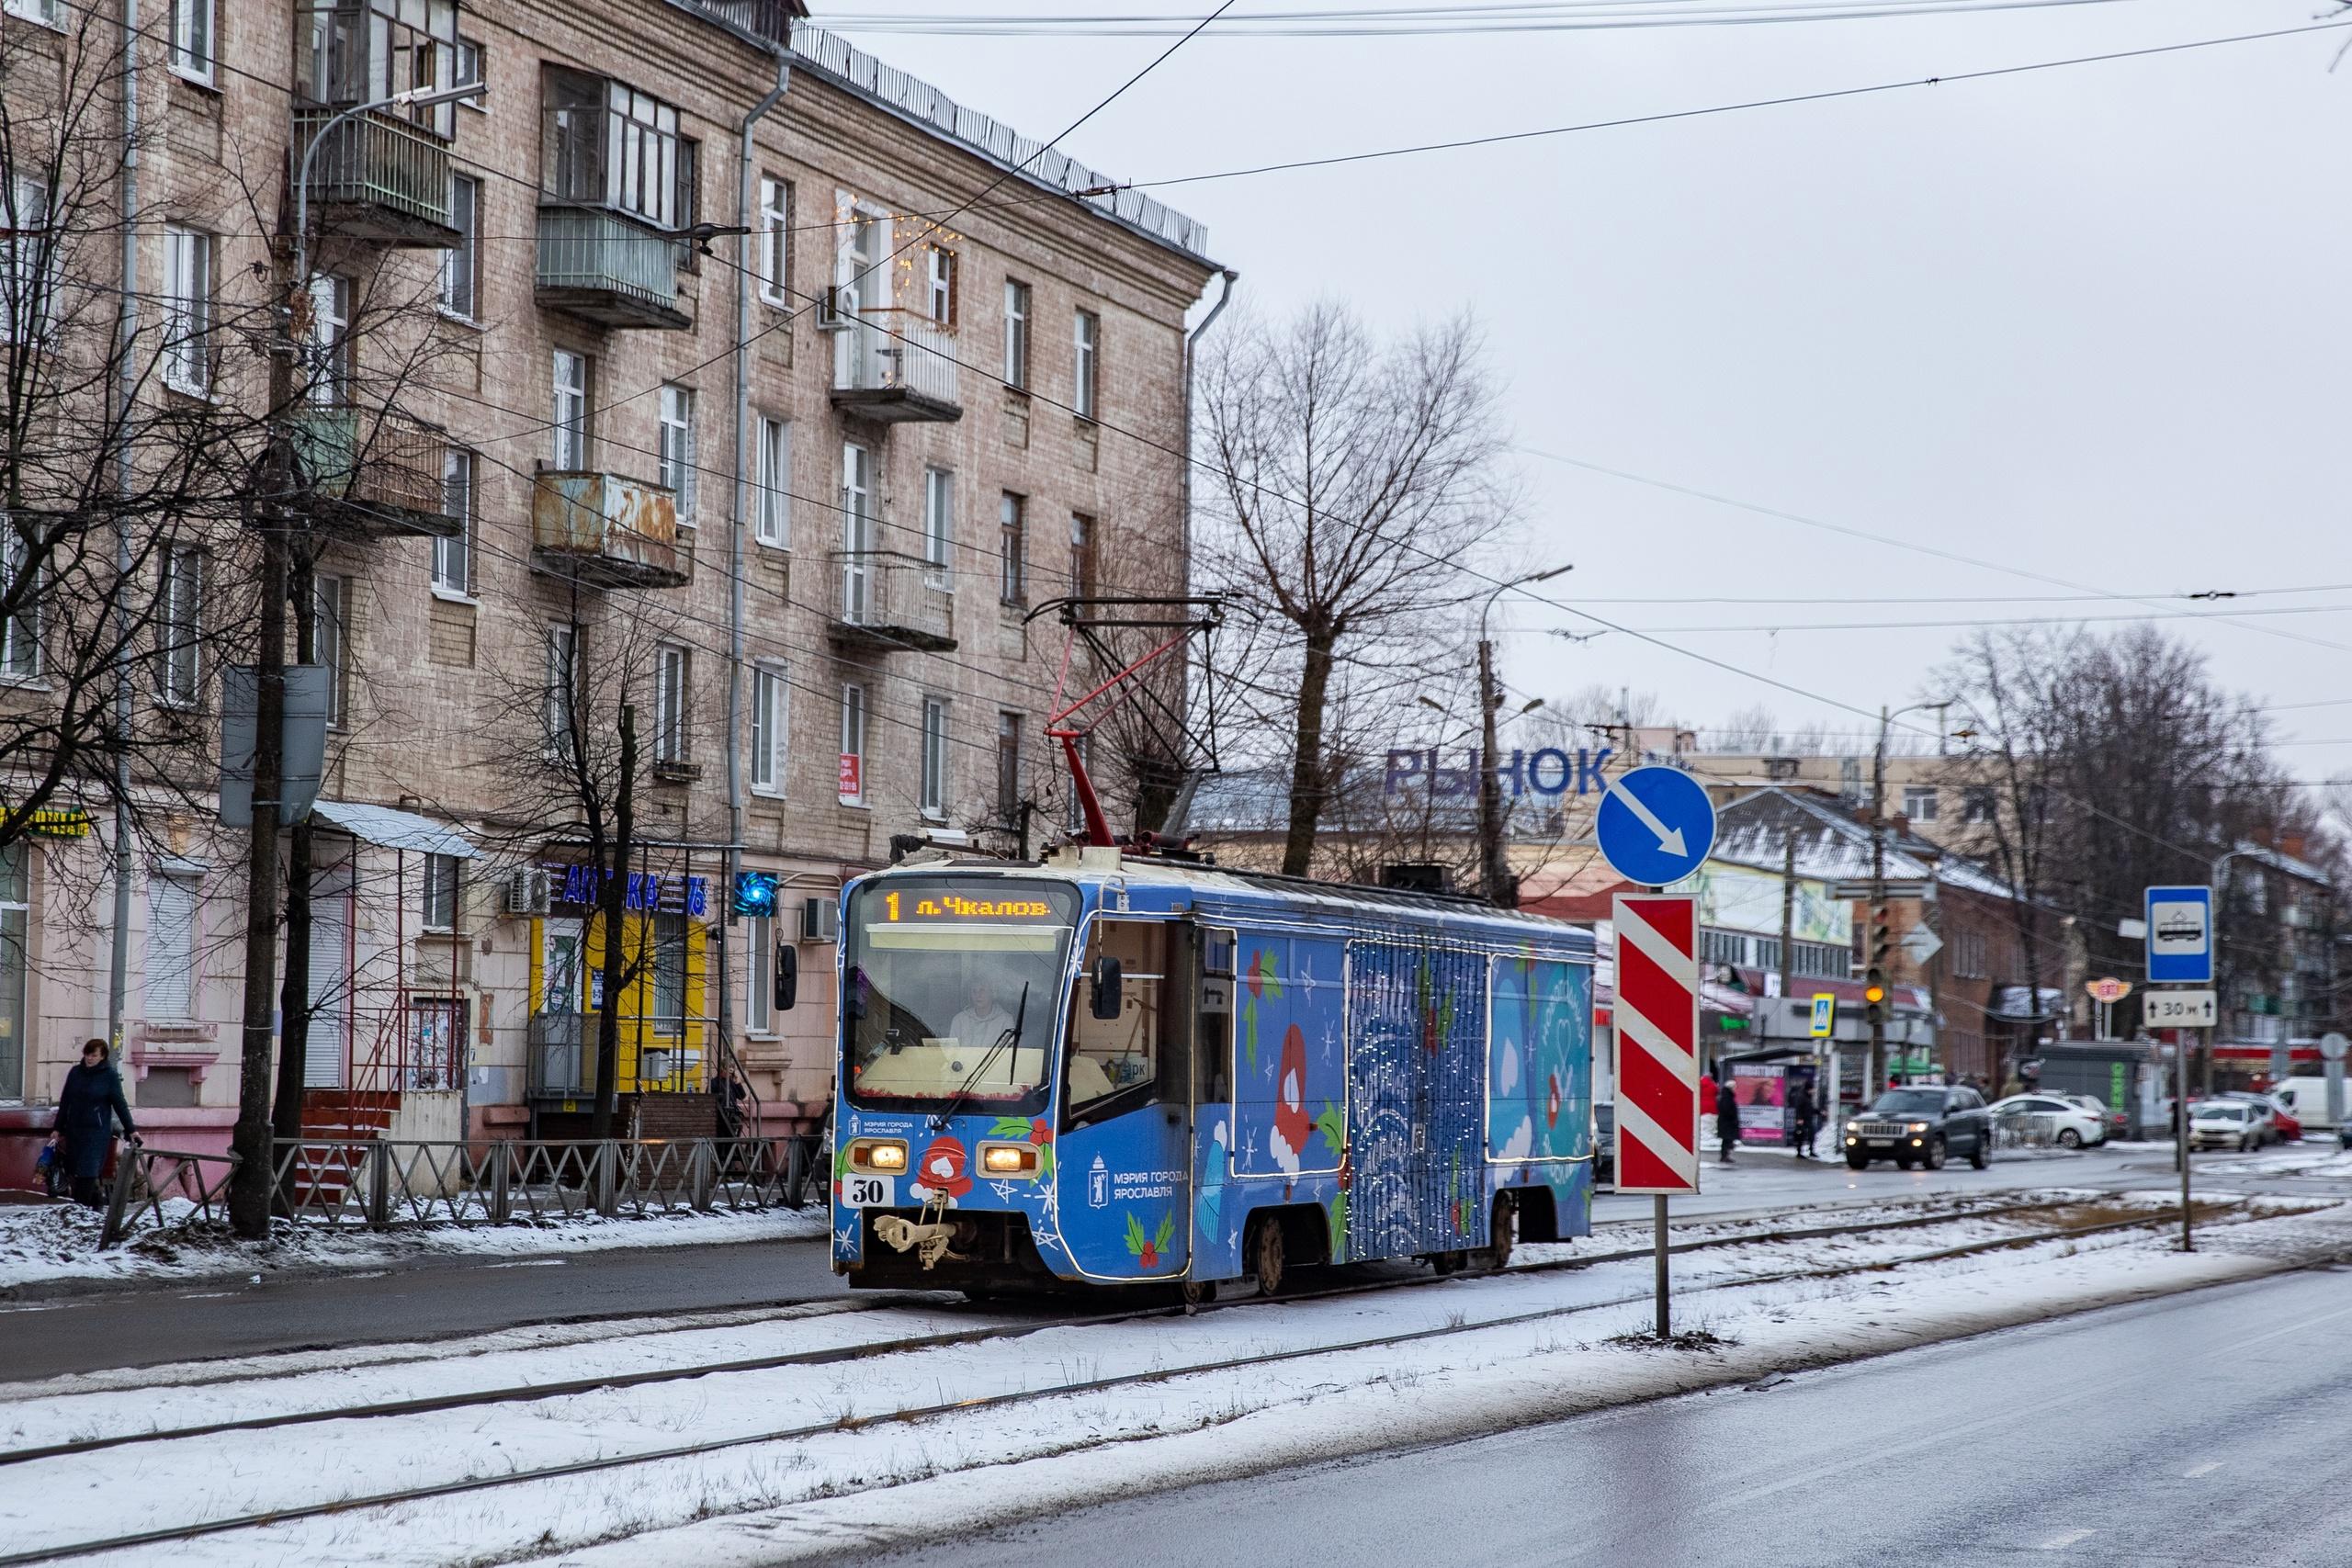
[290,407,458,538]
[293,107,459,249]
[829,317,961,423]
[532,471,688,590]
[535,206,689,331]
[825,549,956,653]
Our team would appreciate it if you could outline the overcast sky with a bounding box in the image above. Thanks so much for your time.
[824,0,2352,770]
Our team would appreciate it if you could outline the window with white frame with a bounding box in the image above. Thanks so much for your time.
[758,175,790,305]
[1902,784,1938,822]
[3,175,52,343]
[551,349,591,468]
[840,440,873,562]
[543,623,578,755]
[158,544,202,707]
[839,682,865,806]
[654,643,688,762]
[0,845,25,1100]
[924,244,956,326]
[2,522,37,680]
[922,467,952,581]
[751,661,786,795]
[304,274,351,406]
[999,491,1025,604]
[658,384,696,525]
[1073,308,1099,420]
[163,226,213,395]
[651,912,687,1036]
[440,175,480,319]
[168,0,213,84]
[144,873,200,1019]
[920,696,949,818]
[1069,512,1094,598]
[433,449,473,596]
[422,853,460,931]
[755,416,790,547]
[3,0,60,27]
[745,913,775,1033]
[455,36,484,104]
[1962,787,1995,824]
[315,574,347,728]
[1002,278,1030,389]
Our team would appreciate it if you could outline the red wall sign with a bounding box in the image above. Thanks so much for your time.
[838,752,862,801]
[1612,893,1701,1195]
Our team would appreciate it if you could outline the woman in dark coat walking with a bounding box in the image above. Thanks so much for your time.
[46,1039,137,1207]
[1715,1076,1741,1164]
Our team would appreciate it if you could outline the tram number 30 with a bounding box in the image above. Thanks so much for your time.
[844,1174,896,1208]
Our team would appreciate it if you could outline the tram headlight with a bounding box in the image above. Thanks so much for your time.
[978,1142,1040,1179]
[849,1139,908,1174]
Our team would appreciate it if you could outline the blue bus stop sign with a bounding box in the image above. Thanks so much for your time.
[2145,885,2213,984]
[1594,764,1717,887]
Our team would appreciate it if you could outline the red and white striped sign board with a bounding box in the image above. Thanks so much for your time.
[1611,893,1701,1195]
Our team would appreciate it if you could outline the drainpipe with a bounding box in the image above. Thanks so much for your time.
[106,0,141,1047]
[720,51,791,1113]
[1179,269,1237,582]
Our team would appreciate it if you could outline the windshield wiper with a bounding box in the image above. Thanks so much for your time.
[931,980,1030,1131]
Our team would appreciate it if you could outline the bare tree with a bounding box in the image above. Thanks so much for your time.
[1194,301,1516,876]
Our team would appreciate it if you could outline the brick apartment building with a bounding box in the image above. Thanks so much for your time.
[0,0,1220,1174]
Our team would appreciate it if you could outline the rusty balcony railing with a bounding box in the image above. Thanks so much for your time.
[291,406,459,538]
[829,314,960,423]
[535,205,689,331]
[532,471,688,589]
[293,105,458,248]
[825,548,956,653]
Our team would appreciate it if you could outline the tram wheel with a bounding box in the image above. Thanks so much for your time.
[1180,1278,1216,1309]
[1250,1215,1288,1297]
[1479,1195,1516,1272]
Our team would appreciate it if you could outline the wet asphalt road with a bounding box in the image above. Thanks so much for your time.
[864,1266,2352,1568]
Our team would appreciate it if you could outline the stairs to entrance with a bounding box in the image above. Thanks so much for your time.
[290,1089,402,1208]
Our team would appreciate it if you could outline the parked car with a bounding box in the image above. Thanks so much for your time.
[1594,1101,1616,1184]
[2186,1100,2267,1152]
[2059,1092,2130,1143]
[2269,1077,2342,1134]
[1844,1087,1993,1170]
[2221,1090,2300,1142]
[1990,1093,2108,1149]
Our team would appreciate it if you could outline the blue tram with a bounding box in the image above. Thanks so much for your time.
[825,845,1595,1295]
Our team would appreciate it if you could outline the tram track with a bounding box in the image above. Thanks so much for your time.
[0,1194,2277,1566]
[0,1189,2091,1467]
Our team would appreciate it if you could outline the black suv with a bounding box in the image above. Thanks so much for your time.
[1844,1086,1993,1171]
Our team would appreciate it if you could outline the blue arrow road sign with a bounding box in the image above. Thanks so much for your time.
[2145,884,2213,985]
[1594,764,1717,887]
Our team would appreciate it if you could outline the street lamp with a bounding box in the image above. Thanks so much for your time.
[1476,563,1572,909]
[1865,696,1954,1093]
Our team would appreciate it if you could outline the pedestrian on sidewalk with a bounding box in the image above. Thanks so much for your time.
[1715,1077,1740,1164]
[1792,1089,1818,1158]
[46,1039,138,1209]
[716,1060,752,1142]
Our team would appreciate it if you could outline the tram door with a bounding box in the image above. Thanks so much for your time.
[1058,918,1190,1280]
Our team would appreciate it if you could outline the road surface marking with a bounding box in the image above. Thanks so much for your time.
[2038,1529,2098,1551]
[2185,1461,2222,1478]
[486,1258,570,1269]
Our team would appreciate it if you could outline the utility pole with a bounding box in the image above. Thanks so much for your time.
[1778,836,1796,1002]
[228,439,290,1238]
[1476,637,1510,908]
[1868,704,1891,1097]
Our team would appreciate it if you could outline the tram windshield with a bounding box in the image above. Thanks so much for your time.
[842,877,1080,1114]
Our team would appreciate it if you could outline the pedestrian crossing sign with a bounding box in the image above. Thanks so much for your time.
[1808,993,1836,1038]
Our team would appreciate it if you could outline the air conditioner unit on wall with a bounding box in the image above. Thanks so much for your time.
[800,897,839,942]
[503,868,551,917]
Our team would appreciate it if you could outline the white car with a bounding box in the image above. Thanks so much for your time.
[2186,1100,2266,1152]
[1990,1093,2107,1149]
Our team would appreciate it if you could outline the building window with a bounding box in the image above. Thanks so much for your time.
[840,440,873,557]
[1792,941,1845,979]
[440,175,480,319]
[996,712,1022,823]
[839,683,865,806]
[544,623,578,755]
[658,383,696,525]
[145,873,200,1020]
[304,274,350,405]
[433,450,473,596]
[745,913,774,1034]
[924,244,956,326]
[999,492,1025,605]
[547,73,686,230]
[758,175,790,305]
[455,35,484,104]
[163,226,213,395]
[1065,731,1091,830]
[0,845,24,1100]
[1069,513,1095,599]
[1002,278,1029,389]
[651,912,686,1036]
[1073,308,1099,419]
[158,544,202,708]
[2,523,38,680]
[1700,928,1747,968]
[422,853,460,931]
[921,695,948,819]
[1903,784,1938,822]
[552,349,591,468]
[1962,786,1995,824]
[3,175,53,343]
[653,643,688,762]
[168,0,213,85]
[922,468,953,581]
[315,574,347,728]
[751,662,786,795]
[755,416,790,547]
[2,0,59,27]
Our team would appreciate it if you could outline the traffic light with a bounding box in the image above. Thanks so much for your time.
[1865,902,1893,1024]
[1863,968,1888,1026]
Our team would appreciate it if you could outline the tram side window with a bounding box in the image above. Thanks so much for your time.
[1067,919,1164,1124]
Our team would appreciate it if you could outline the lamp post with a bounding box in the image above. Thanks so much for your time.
[1866,698,1953,1093]
[1476,564,1570,908]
